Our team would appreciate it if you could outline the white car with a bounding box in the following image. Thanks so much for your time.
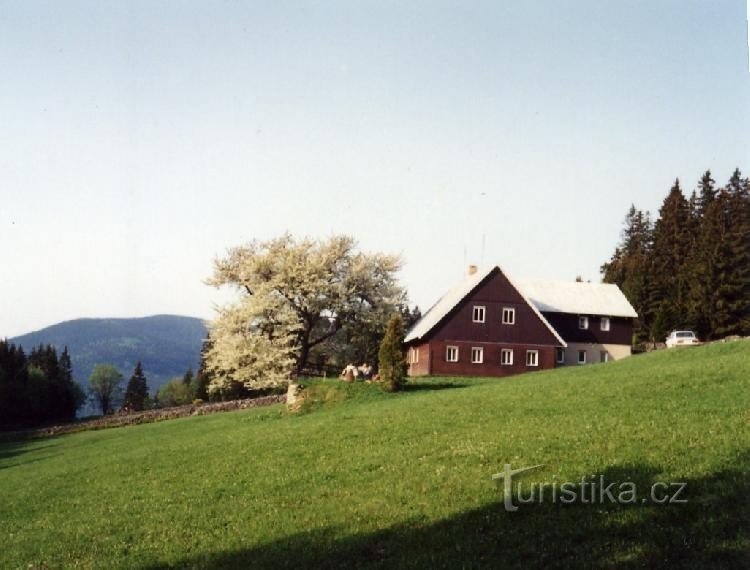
[665,330,700,348]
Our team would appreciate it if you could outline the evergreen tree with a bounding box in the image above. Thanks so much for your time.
[193,338,212,401]
[123,361,149,412]
[400,304,422,331]
[647,179,691,337]
[603,169,749,343]
[0,342,82,426]
[601,205,653,342]
[718,168,750,336]
[182,367,194,386]
[696,170,717,216]
[57,347,84,419]
[378,314,406,392]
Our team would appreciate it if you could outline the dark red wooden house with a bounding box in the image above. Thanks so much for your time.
[404,265,637,377]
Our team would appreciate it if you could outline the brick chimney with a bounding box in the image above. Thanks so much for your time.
[468,264,478,276]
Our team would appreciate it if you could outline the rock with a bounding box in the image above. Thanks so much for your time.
[286,383,306,411]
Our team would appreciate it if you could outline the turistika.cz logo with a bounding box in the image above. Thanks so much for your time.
[491,464,687,512]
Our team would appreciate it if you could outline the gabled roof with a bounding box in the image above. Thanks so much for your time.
[404,266,567,346]
[516,280,638,318]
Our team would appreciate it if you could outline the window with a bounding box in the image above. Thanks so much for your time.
[471,347,484,364]
[502,307,515,325]
[578,316,589,330]
[446,346,459,362]
[408,347,419,364]
[472,306,486,323]
[600,317,610,331]
[556,348,565,364]
[526,350,539,367]
[600,351,609,363]
[578,350,587,364]
[501,348,514,365]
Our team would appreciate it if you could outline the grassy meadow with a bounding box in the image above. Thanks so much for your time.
[1,341,748,568]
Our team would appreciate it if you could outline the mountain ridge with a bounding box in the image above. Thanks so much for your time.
[9,315,208,398]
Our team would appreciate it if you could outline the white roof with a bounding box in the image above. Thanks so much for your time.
[516,280,638,318]
[404,266,567,346]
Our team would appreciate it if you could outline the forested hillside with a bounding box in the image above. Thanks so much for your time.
[10,315,207,396]
[602,168,750,342]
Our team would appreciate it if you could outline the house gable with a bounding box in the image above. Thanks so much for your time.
[406,266,565,348]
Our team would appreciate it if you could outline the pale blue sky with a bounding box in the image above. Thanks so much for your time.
[1,1,749,337]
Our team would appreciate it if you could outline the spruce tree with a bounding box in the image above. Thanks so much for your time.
[685,172,716,338]
[193,337,213,401]
[378,314,406,392]
[601,205,653,342]
[647,179,691,337]
[192,365,210,401]
[57,346,83,420]
[123,361,149,412]
[673,169,749,339]
[696,170,716,216]
[719,169,750,336]
[182,367,194,386]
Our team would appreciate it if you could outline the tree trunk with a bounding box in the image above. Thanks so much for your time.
[295,327,312,377]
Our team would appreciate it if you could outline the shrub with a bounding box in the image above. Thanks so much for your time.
[378,315,406,392]
[156,378,194,408]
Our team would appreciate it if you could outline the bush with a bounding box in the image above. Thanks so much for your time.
[378,315,406,392]
[156,378,194,408]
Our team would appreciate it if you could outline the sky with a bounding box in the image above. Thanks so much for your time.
[1,1,749,338]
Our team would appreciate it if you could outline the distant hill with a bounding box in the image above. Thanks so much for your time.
[10,315,208,400]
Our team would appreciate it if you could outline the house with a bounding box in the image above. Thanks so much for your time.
[404,265,637,377]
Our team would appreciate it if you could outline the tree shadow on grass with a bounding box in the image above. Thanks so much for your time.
[147,456,749,569]
[0,441,58,470]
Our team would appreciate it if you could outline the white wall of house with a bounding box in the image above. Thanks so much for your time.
[557,342,632,366]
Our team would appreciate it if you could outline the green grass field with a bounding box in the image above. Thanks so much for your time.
[1,342,748,568]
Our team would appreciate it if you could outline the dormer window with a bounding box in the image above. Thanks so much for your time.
[502,307,515,325]
[472,306,486,323]
[578,316,589,330]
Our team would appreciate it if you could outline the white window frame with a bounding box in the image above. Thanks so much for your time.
[600,351,609,363]
[502,307,516,325]
[409,347,419,364]
[471,347,484,364]
[578,350,587,364]
[500,348,514,366]
[600,317,610,331]
[556,348,565,364]
[472,305,486,323]
[526,350,539,367]
[579,316,589,330]
[446,345,459,363]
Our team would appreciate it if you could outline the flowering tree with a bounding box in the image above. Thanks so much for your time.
[205,234,404,394]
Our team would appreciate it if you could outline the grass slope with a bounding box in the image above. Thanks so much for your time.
[1,342,748,568]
